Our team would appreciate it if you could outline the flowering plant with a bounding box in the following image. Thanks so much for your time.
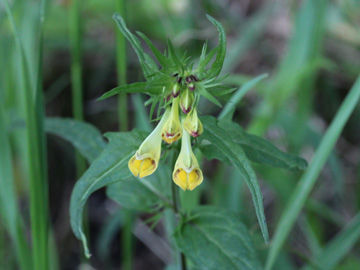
[69,13,307,269]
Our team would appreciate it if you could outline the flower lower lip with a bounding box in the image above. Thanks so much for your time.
[165,132,180,138]
[191,131,200,137]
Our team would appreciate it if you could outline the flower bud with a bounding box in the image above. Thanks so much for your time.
[172,83,180,98]
[180,88,194,114]
[188,82,195,91]
[183,109,203,137]
[161,97,182,144]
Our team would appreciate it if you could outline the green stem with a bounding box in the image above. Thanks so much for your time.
[116,0,128,131]
[115,1,133,269]
[69,0,86,177]
[121,211,133,270]
[170,152,187,270]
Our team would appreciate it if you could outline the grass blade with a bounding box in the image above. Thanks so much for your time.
[2,0,49,269]
[302,212,360,270]
[265,75,360,270]
[0,102,32,270]
[218,73,268,120]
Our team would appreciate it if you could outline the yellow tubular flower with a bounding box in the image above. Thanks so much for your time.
[183,109,203,137]
[161,97,182,144]
[172,125,203,190]
[128,109,170,178]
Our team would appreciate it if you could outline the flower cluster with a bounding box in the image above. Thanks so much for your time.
[128,74,204,191]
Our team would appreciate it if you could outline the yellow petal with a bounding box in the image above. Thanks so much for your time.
[128,155,140,177]
[128,155,157,178]
[188,169,203,191]
[138,158,157,178]
[173,168,188,191]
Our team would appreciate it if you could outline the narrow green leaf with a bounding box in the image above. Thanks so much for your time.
[265,76,360,270]
[197,83,222,107]
[70,130,147,257]
[174,206,262,270]
[199,15,226,79]
[2,0,49,269]
[136,31,171,69]
[218,74,268,120]
[302,212,360,270]
[199,41,208,63]
[200,120,307,171]
[200,116,269,243]
[45,118,107,163]
[98,81,162,100]
[0,104,32,270]
[112,13,158,79]
[167,39,182,68]
[196,47,218,74]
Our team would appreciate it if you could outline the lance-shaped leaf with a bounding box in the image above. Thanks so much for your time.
[197,82,222,107]
[70,130,147,258]
[45,118,107,163]
[98,81,163,100]
[200,116,269,243]
[174,206,262,270]
[113,13,158,79]
[197,15,226,79]
[199,119,307,171]
[136,31,172,69]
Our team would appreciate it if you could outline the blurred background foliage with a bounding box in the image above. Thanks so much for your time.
[1,0,360,269]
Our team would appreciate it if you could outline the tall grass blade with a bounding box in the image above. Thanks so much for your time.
[0,102,32,270]
[2,0,49,269]
[265,76,360,270]
[69,0,86,177]
[302,212,360,270]
[218,73,267,120]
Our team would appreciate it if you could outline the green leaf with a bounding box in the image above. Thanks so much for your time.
[137,31,171,69]
[167,39,182,69]
[196,47,218,74]
[174,206,262,270]
[98,81,163,100]
[70,130,147,258]
[197,83,222,107]
[0,104,32,270]
[265,76,360,270]
[218,73,268,120]
[199,116,269,243]
[200,120,307,171]
[106,167,172,212]
[302,212,360,270]
[45,118,107,163]
[112,13,158,79]
[198,15,226,79]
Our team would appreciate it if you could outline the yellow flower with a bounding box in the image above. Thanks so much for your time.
[180,88,194,114]
[128,109,170,178]
[161,97,182,144]
[183,109,203,137]
[172,125,203,190]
